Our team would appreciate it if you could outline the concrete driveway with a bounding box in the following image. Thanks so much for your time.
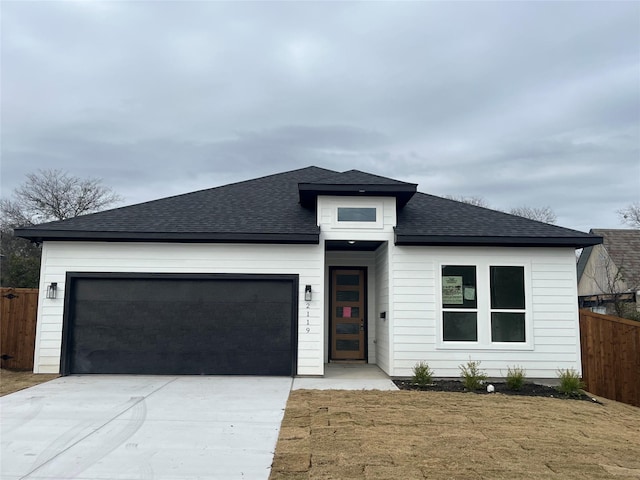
[1,375,292,480]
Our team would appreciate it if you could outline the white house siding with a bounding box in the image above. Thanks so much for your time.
[388,246,581,379]
[34,241,325,375]
[374,242,390,374]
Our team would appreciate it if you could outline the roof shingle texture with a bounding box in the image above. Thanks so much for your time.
[21,166,334,235]
[16,166,600,246]
[396,193,594,239]
[591,229,640,288]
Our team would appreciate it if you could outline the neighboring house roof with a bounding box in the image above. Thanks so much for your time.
[15,166,603,248]
[578,229,640,289]
[576,245,594,284]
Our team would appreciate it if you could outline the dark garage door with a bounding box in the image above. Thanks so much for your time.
[62,274,297,376]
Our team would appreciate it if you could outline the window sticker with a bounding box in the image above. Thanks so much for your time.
[464,286,476,301]
[442,276,463,304]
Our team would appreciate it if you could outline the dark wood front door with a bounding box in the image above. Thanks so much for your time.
[331,268,366,361]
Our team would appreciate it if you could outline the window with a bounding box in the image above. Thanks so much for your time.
[490,266,525,342]
[442,265,477,341]
[328,200,384,230]
[440,263,528,346]
[337,207,376,222]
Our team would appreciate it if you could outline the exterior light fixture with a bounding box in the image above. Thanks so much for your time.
[348,240,356,245]
[46,282,58,299]
[304,285,312,301]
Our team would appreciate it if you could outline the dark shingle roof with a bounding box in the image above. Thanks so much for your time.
[15,166,602,248]
[15,166,334,243]
[395,193,602,247]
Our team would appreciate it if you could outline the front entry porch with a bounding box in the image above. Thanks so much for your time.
[323,242,390,372]
[292,364,398,390]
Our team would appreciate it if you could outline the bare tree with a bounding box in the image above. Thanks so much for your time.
[509,206,557,224]
[1,170,121,287]
[445,195,490,208]
[444,196,558,225]
[1,169,122,227]
[618,202,640,229]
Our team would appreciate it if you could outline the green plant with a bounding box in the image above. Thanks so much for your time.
[623,308,640,322]
[556,368,585,397]
[412,361,434,386]
[459,360,487,391]
[505,365,526,391]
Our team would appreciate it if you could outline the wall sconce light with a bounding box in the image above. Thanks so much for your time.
[46,282,58,299]
[304,285,312,301]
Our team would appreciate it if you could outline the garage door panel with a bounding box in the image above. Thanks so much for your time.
[73,348,292,376]
[65,275,296,375]
[74,278,293,303]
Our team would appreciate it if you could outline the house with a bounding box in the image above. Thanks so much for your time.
[577,229,640,317]
[16,166,602,378]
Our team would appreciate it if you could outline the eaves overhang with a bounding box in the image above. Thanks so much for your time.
[298,182,417,208]
[394,233,604,248]
[14,228,321,245]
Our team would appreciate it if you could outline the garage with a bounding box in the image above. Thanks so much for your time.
[61,273,298,376]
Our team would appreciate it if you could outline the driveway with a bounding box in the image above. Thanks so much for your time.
[1,375,292,480]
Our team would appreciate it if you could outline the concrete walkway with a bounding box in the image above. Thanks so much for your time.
[1,375,292,480]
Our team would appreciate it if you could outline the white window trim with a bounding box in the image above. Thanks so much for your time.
[436,260,534,351]
[331,201,383,230]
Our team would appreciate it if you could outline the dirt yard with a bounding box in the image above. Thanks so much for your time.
[0,369,59,396]
[270,390,640,480]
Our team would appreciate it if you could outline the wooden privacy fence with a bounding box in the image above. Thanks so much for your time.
[0,288,39,371]
[580,309,640,407]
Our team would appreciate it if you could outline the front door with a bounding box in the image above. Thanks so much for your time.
[330,268,366,361]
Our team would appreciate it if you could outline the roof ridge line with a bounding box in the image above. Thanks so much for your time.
[305,169,417,185]
[341,169,417,185]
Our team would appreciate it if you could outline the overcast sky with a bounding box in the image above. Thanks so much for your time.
[2,1,639,233]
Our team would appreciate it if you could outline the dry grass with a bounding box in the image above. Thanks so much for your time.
[0,369,59,396]
[270,390,640,480]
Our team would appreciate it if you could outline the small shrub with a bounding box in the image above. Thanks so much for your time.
[505,365,526,391]
[459,359,487,391]
[556,368,585,396]
[624,310,640,322]
[412,361,434,386]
